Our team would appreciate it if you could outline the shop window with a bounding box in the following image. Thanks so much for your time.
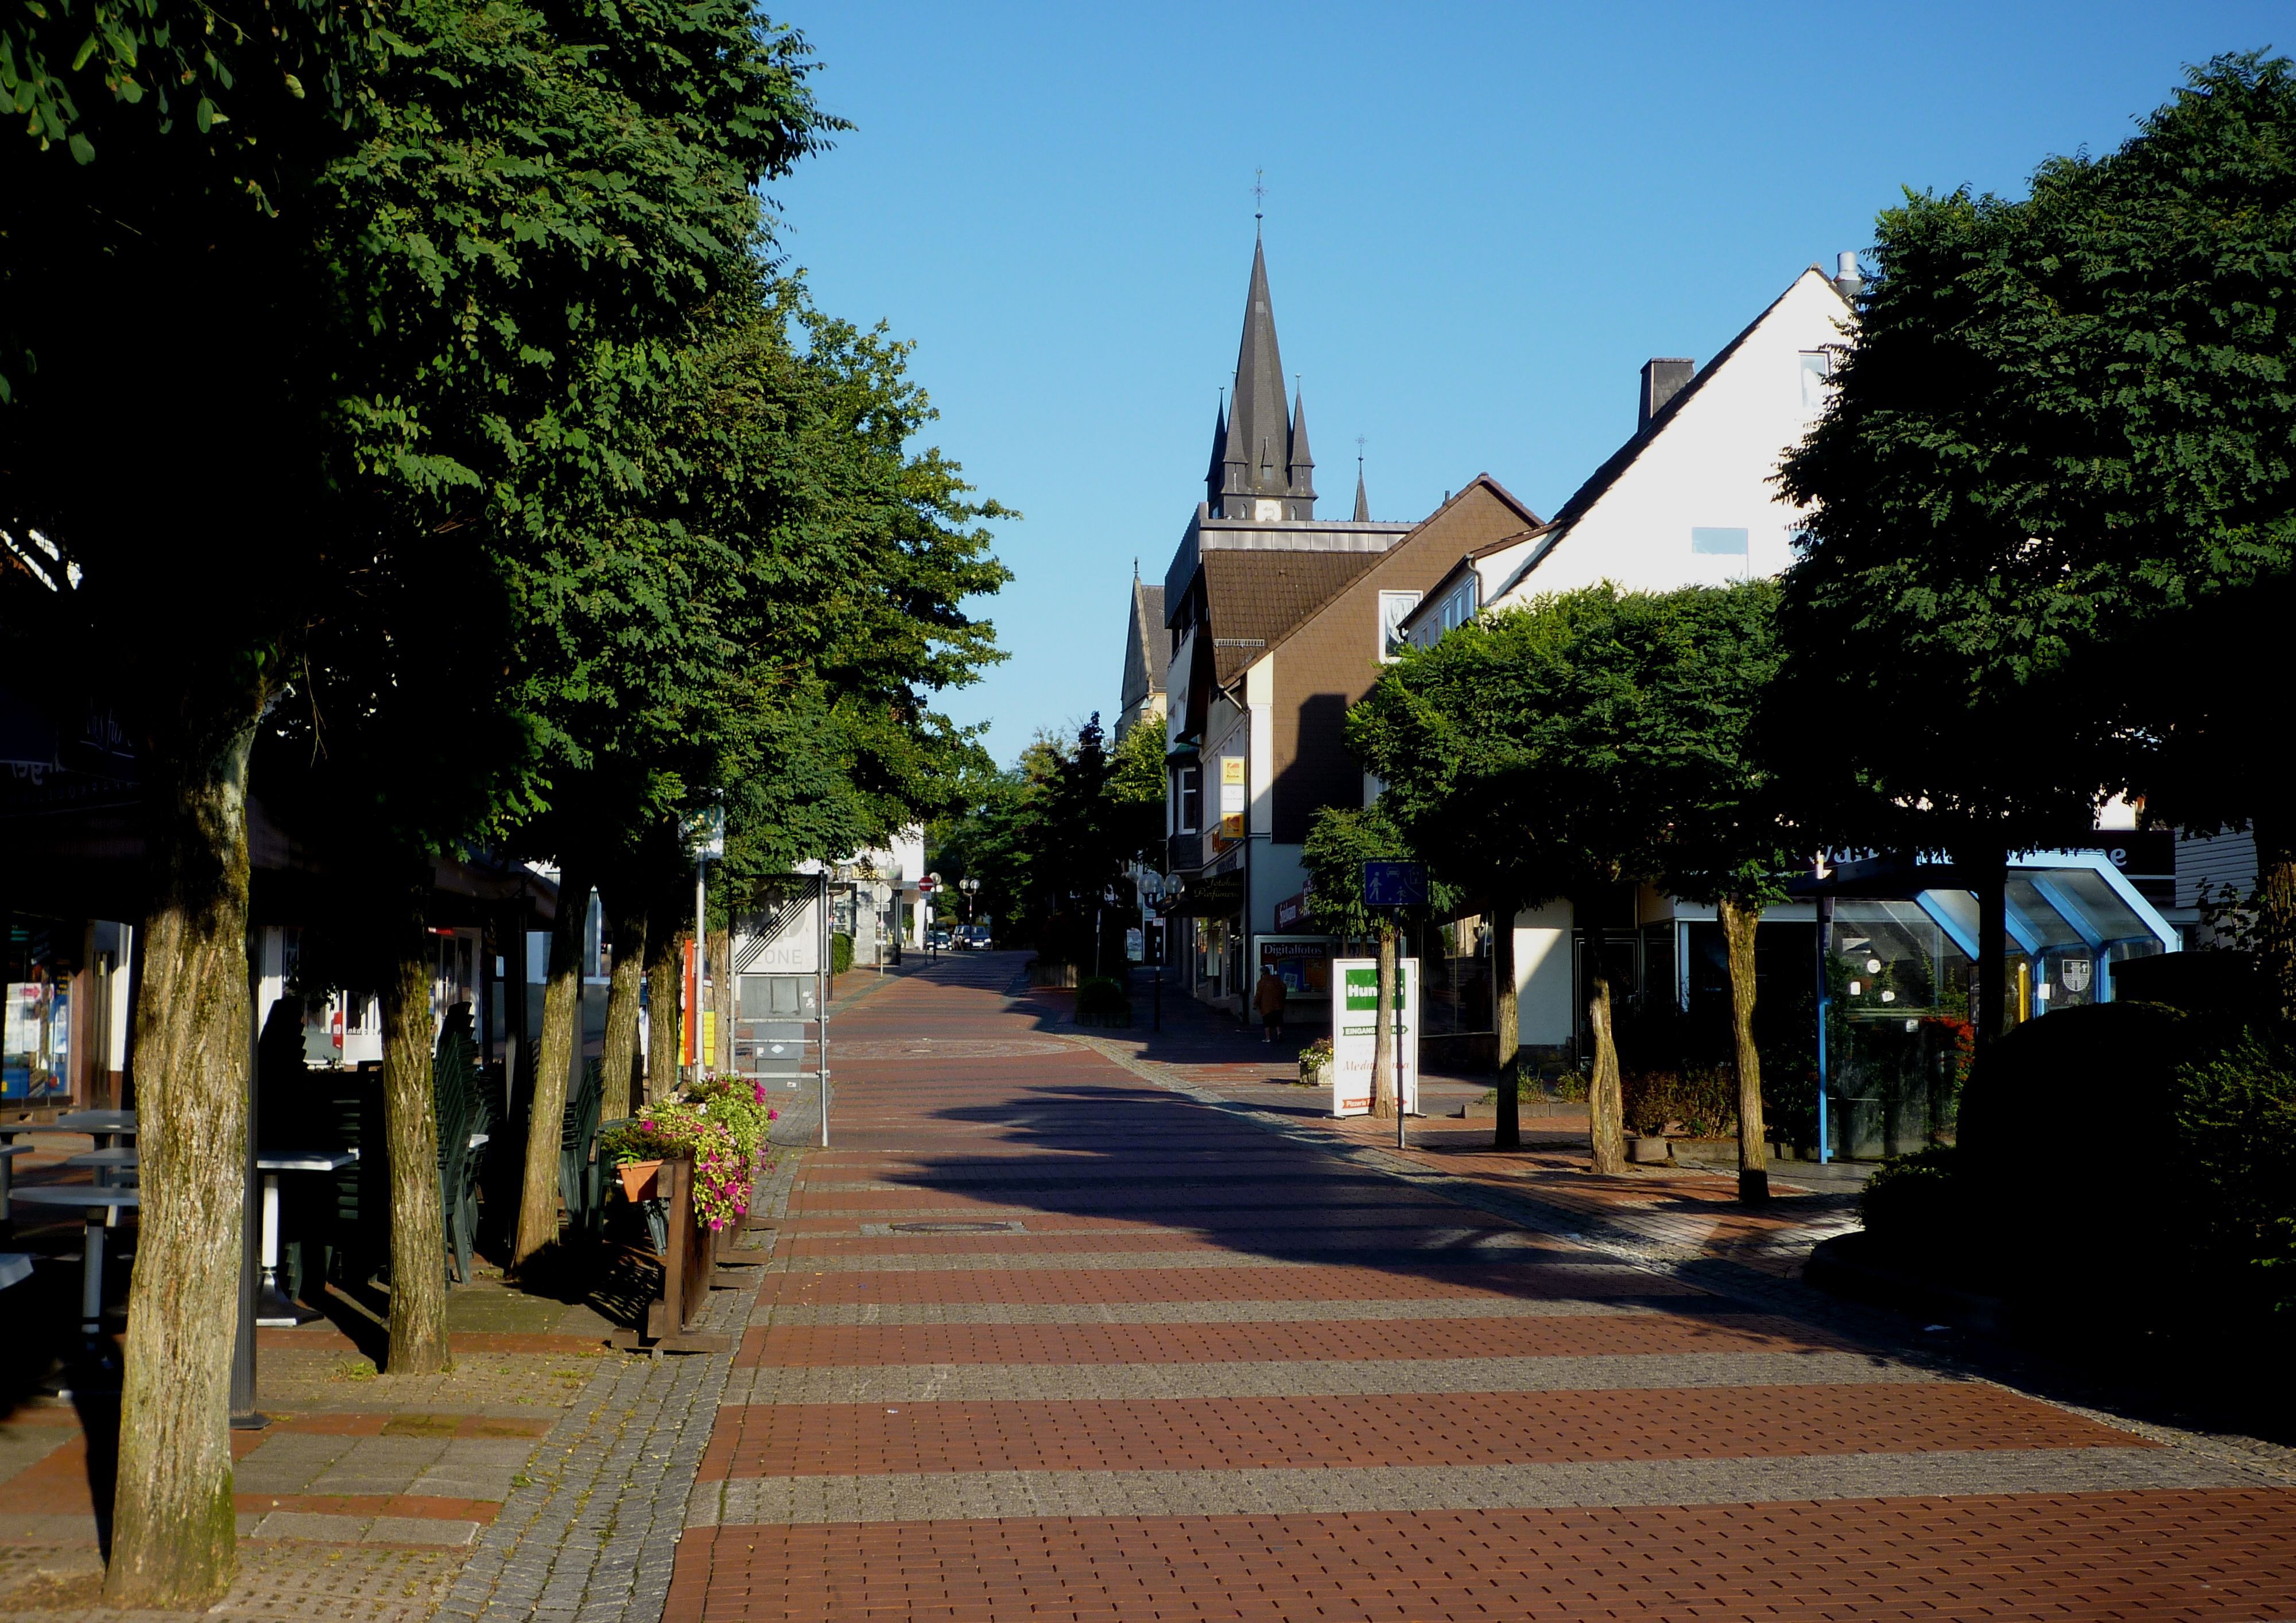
[4,918,71,1102]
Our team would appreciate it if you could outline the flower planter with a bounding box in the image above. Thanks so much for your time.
[618,1159,664,1203]
[608,1153,731,1355]
[1628,1134,1671,1164]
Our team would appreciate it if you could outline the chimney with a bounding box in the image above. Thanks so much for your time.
[1832,250,1864,303]
[1639,358,1694,431]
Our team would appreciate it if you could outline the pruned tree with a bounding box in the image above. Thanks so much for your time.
[1778,52,2296,1021]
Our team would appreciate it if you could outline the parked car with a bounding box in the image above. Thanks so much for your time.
[928,929,952,950]
[954,924,992,951]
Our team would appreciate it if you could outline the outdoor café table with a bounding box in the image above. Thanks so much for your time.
[64,1148,139,1223]
[0,1252,32,1291]
[254,1149,358,1326]
[9,1184,141,1337]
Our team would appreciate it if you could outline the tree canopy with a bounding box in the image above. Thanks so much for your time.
[1776,51,2296,1006]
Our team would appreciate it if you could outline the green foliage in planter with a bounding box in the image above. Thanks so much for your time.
[1076,975,1130,1016]
[1619,1066,1739,1138]
[1858,1144,1970,1248]
[831,931,854,976]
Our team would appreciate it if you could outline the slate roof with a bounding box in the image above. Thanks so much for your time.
[1120,578,1167,716]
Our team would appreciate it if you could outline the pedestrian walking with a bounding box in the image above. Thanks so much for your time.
[1254,963,1288,1044]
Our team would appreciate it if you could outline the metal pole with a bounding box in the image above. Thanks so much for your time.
[1815,894,1833,1165]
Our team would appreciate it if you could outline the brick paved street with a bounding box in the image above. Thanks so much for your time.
[667,953,2296,1622]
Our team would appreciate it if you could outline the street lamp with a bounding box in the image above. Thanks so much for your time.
[959,876,980,928]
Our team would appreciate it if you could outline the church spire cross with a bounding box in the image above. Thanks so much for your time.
[1252,168,1265,239]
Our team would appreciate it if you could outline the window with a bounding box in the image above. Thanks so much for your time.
[1174,765,1200,835]
[1377,590,1423,662]
[1799,351,1832,410]
[1690,527,1750,556]
[1439,580,1476,634]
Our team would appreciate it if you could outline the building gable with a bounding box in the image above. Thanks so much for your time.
[1258,476,1543,843]
[1485,267,1850,610]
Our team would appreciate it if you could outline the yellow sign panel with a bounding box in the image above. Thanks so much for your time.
[1219,812,1244,838]
[1220,757,1246,786]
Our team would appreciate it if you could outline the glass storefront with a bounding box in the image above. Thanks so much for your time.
[1814,854,2177,1160]
[1416,914,1493,1036]
[1824,899,1972,1159]
[5,916,72,1102]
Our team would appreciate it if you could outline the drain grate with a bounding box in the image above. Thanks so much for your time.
[887,1221,1022,1235]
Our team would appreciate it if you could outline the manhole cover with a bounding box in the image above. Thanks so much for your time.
[888,1221,1022,1235]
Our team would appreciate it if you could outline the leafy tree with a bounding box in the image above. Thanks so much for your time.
[1355,579,1791,1190]
[1645,582,1792,1200]
[6,0,836,1590]
[1777,52,2296,1020]
[932,714,1158,973]
[3,0,373,1598]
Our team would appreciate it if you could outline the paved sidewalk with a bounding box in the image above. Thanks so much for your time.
[662,951,2296,1621]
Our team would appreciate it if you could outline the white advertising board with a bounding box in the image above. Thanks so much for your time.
[1329,956,1418,1118]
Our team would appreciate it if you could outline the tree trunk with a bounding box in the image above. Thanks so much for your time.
[1582,904,1624,1176]
[1971,847,2009,1050]
[513,861,591,1270]
[599,885,646,1124]
[2254,812,2296,1022]
[1719,893,1768,1204]
[1371,918,1398,1120]
[379,901,451,1375]
[644,915,682,1105]
[1492,903,1519,1151]
[105,723,255,1607]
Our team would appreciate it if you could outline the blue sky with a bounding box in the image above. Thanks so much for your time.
[770,2,2284,766]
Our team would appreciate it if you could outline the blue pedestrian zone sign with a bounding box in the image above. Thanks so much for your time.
[1361,861,1428,908]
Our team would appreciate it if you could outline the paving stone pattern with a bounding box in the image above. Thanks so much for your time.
[656,952,2296,1621]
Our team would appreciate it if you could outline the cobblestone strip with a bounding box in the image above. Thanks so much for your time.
[1071,1033,2296,1490]
[717,1350,1939,1406]
[696,1446,2243,1527]
[435,1148,808,1623]
[750,1295,1711,1326]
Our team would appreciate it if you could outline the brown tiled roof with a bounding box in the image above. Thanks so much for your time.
[1202,551,1379,684]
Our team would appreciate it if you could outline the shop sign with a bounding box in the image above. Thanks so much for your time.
[1219,756,1246,838]
[1329,956,1418,1118]
[1258,936,1332,999]
[1273,892,1306,929]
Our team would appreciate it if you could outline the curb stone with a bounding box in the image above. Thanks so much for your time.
[433,1145,805,1623]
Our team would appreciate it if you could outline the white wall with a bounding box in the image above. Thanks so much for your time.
[1491,269,1849,609]
[1513,900,1576,1047]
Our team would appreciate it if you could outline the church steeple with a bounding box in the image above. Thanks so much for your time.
[1353,467,1370,522]
[1287,385,1316,506]
[1216,239,1314,521]
[1203,393,1228,512]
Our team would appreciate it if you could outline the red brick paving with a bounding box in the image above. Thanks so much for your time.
[666,955,2296,1621]
[776,1263,1704,1307]
[700,1383,2136,1479]
[673,1492,2296,1622]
